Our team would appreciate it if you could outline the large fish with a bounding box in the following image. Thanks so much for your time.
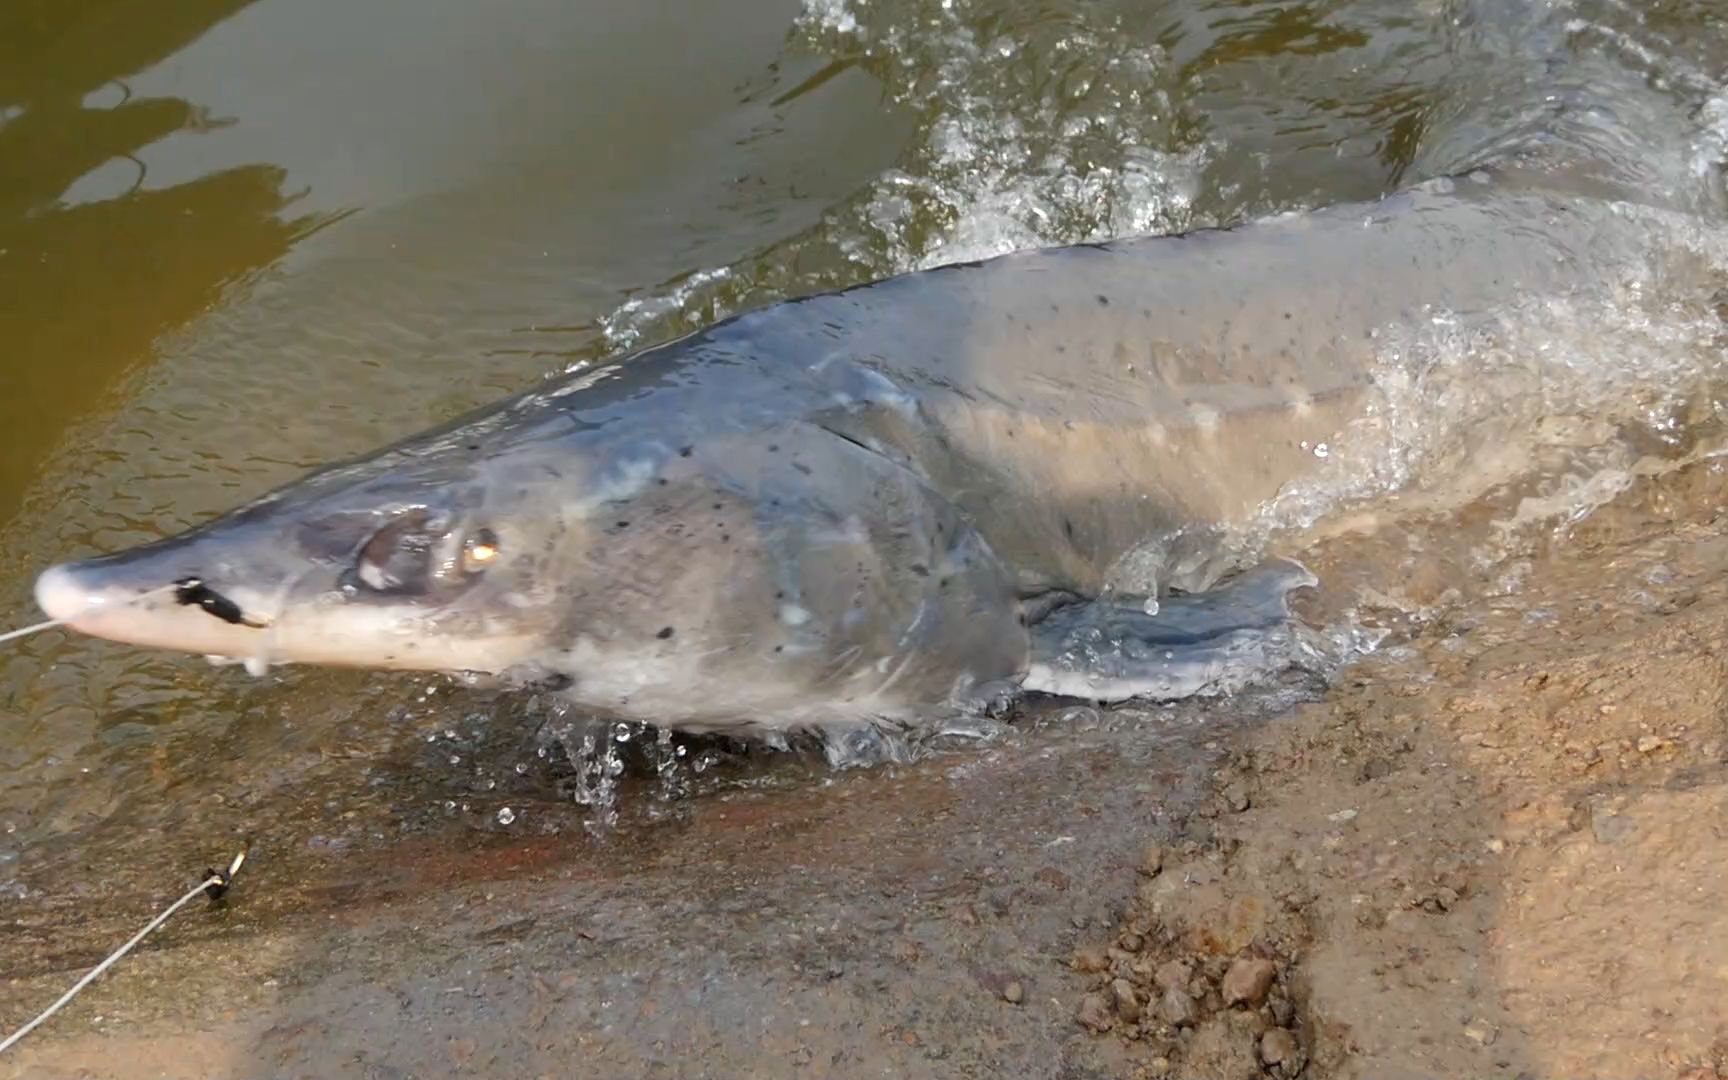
[30,167,1677,738]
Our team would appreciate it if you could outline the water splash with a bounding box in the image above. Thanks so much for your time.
[585,0,1202,357]
[1252,204,1728,560]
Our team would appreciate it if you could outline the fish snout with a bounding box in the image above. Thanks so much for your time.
[32,551,277,658]
[33,562,96,625]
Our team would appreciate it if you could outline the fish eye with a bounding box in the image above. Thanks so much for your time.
[355,509,438,593]
[460,528,501,575]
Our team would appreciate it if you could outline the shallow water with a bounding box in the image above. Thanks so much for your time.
[2,0,1728,1051]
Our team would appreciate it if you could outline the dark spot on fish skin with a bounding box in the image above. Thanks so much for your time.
[939,577,952,589]
[656,478,669,486]
[174,579,258,627]
[615,521,630,530]
[774,645,784,654]
[910,563,929,577]
[1055,344,1067,355]
[712,503,723,511]
[1097,294,1110,306]
[721,534,731,543]
[793,462,813,475]
[656,626,675,640]
[1062,518,1077,542]
[775,591,785,600]
[1283,311,1292,320]
[768,444,779,453]
[466,443,480,451]
[679,446,694,457]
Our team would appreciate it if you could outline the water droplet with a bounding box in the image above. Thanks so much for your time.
[496,807,517,826]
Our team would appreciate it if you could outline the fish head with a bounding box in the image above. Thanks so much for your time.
[32,428,563,677]
[33,411,1027,731]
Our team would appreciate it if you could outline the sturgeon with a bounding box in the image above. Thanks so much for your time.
[31,168,1675,737]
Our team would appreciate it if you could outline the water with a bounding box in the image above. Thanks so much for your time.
[2,0,1728,994]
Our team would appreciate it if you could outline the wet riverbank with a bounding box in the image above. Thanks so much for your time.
[5,450,1728,1079]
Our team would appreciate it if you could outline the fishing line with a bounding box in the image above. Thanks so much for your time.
[0,851,247,1057]
[0,580,263,1054]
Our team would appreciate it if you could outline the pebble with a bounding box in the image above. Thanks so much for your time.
[1222,956,1277,1007]
[1003,981,1024,1005]
[1637,734,1668,754]
[1159,985,1199,1027]
[1112,978,1142,1023]
[1154,959,1193,992]
[1140,843,1166,876]
[1260,1028,1298,1066]
[1222,783,1251,812]
[1072,946,1111,973]
[1463,1019,1498,1046]
[1076,993,1114,1033]
[1420,886,1461,913]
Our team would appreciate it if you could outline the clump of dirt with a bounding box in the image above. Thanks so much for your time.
[1070,457,1728,1080]
[1066,837,1318,1080]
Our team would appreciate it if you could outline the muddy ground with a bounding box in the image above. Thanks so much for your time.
[1070,455,1728,1080]
[4,459,1728,1079]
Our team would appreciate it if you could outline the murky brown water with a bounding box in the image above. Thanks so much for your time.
[3,0,1728,1075]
